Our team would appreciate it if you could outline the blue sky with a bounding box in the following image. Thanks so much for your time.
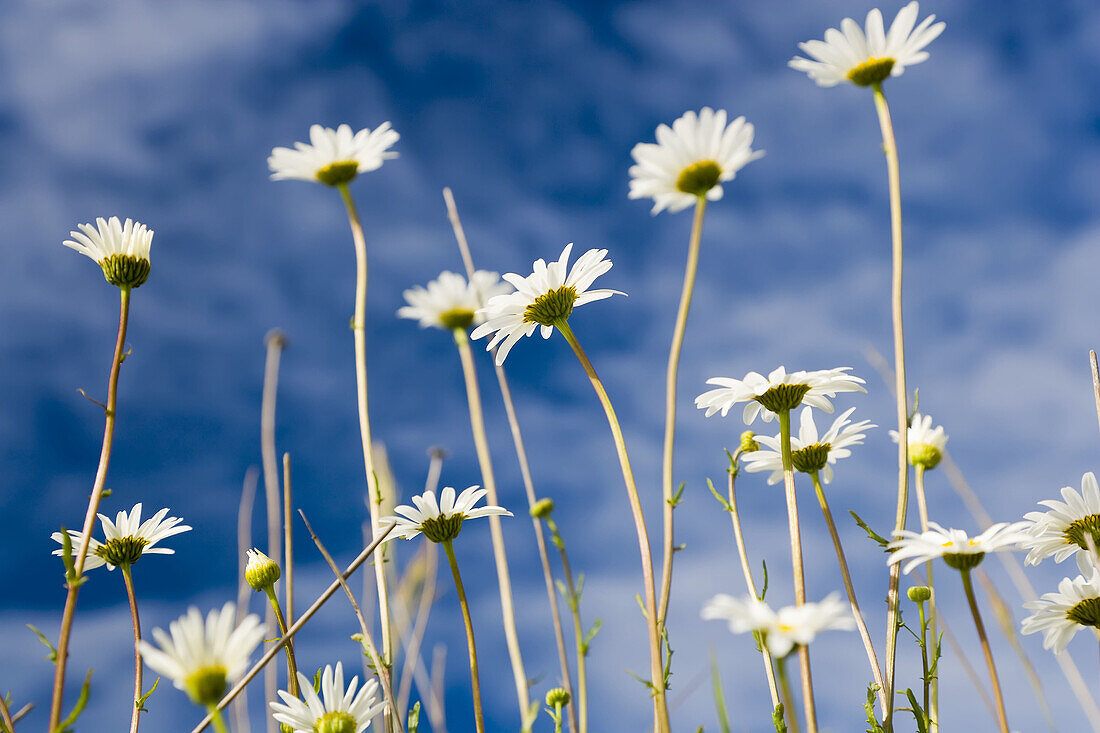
[1,0,1099,730]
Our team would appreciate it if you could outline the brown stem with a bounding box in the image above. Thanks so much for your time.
[960,569,1010,733]
[49,285,132,732]
[121,565,143,733]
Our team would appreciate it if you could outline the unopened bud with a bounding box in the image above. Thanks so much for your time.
[545,687,571,707]
[740,431,759,453]
[530,498,556,519]
[245,548,281,591]
[907,586,932,603]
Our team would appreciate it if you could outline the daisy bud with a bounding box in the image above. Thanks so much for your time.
[907,586,932,603]
[245,548,281,591]
[545,687,571,707]
[740,431,759,453]
[530,498,556,519]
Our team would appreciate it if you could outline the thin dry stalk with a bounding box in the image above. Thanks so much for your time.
[189,521,396,733]
[260,328,286,733]
[1091,350,1100,438]
[283,453,294,628]
[298,511,404,733]
[429,644,448,733]
[0,692,15,732]
[234,467,258,733]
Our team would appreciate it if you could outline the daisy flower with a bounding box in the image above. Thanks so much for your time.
[742,407,875,484]
[695,366,866,424]
[63,217,154,288]
[628,107,764,214]
[138,602,265,706]
[382,486,512,544]
[398,270,512,331]
[789,2,946,88]
[1022,472,1100,567]
[52,503,191,571]
[470,243,624,365]
[268,123,399,187]
[702,592,854,658]
[889,412,948,470]
[271,662,386,733]
[1022,565,1100,653]
[888,521,1031,573]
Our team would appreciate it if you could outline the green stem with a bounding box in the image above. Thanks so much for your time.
[554,704,564,733]
[808,471,886,714]
[872,81,910,733]
[443,540,485,733]
[453,329,531,727]
[206,706,228,733]
[959,569,1010,733]
[49,285,132,731]
[121,564,143,733]
[918,599,930,726]
[546,517,589,733]
[913,464,938,731]
[336,182,393,668]
[263,587,299,695]
[777,410,816,733]
[774,655,801,733]
[658,195,707,629]
[554,319,669,732]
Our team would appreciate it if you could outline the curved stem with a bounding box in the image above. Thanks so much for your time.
[263,588,299,696]
[872,82,910,732]
[443,186,576,733]
[453,329,532,728]
[658,196,707,628]
[121,564,143,733]
[337,183,393,668]
[777,410,816,733]
[554,319,669,732]
[260,332,284,733]
[206,707,229,733]
[545,517,589,733]
[724,467,781,710]
[959,569,1010,733]
[443,540,485,733]
[774,655,802,733]
[49,285,132,731]
[808,471,886,714]
[913,465,938,730]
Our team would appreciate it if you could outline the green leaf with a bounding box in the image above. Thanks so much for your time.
[407,702,421,733]
[850,511,890,550]
[905,688,928,733]
[669,482,686,507]
[26,624,58,663]
[706,478,732,512]
[758,561,769,601]
[863,683,885,733]
[55,669,92,733]
[709,651,731,733]
[772,703,788,733]
[58,527,86,589]
[582,618,602,656]
[136,676,159,712]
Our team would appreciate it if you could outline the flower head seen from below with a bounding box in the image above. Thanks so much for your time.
[1021,565,1100,654]
[701,592,854,658]
[268,123,399,187]
[137,602,264,706]
[271,662,386,733]
[52,503,191,571]
[889,412,948,470]
[383,486,512,544]
[789,2,945,88]
[1022,472,1100,567]
[695,366,866,425]
[398,270,512,331]
[888,521,1031,573]
[245,548,282,592]
[63,217,153,289]
[628,107,764,214]
[742,406,875,485]
[470,243,624,365]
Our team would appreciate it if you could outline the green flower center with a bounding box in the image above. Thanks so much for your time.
[943,552,985,571]
[100,254,151,289]
[675,160,722,196]
[1063,515,1100,553]
[315,161,360,187]
[909,443,942,470]
[94,536,149,568]
[847,57,896,87]
[439,308,476,331]
[315,711,356,733]
[755,383,811,414]
[523,285,577,327]
[184,664,228,706]
[791,443,831,474]
[1066,597,1100,629]
[420,513,465,544]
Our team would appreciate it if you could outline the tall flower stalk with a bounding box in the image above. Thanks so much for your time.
[959,568,1009,733]
[51,215,154,730]
[443,539,485,733]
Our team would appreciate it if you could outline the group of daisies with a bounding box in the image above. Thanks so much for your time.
[49,1,1098,730]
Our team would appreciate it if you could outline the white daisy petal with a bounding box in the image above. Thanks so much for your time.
[269,123,399,184]
[379,486,511,544]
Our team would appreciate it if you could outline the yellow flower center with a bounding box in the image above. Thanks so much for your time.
[847,57,896,87]
[675,160,722,196]
[315,161,360,187]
